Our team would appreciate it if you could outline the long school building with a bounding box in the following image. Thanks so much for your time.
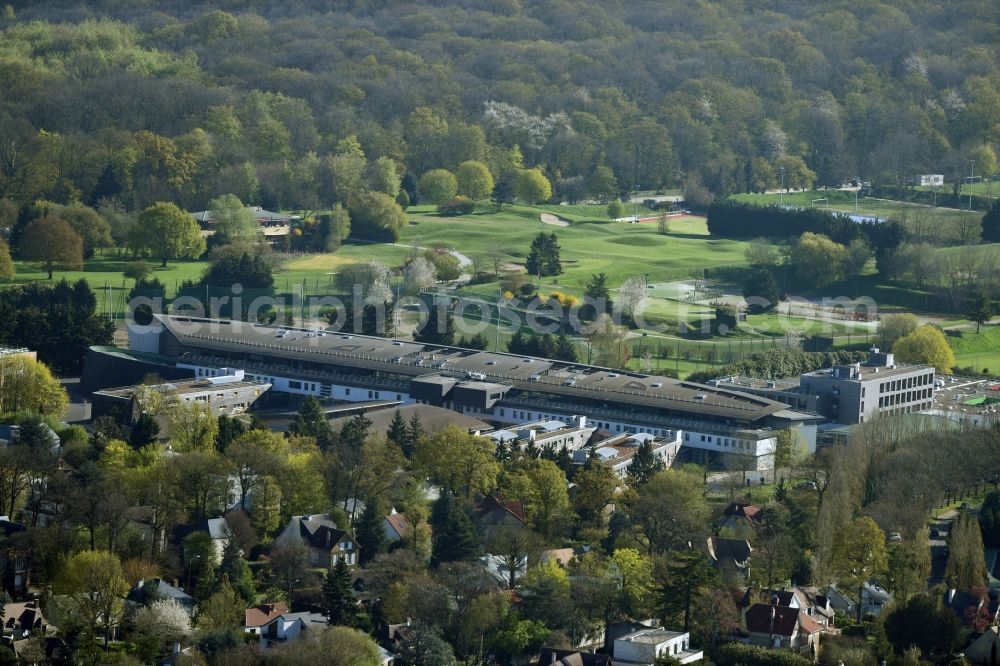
[82,314,823,471]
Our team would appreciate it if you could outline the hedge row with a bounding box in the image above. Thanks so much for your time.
[688,349,870,383]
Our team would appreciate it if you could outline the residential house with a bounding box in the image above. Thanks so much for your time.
[538,647,611,666]
[383,512,411,544]
[738,586,833,627]
[944,588,1000,629]
[860,580,892,617]
[603,620,657,654]
[707,537,751,580]
[963,625,1000,665]
[737,588,827,654]
[796,587,835,628]
[11,636,65,663]
[739,587,802,611]
[0,516,29,594]
[274,514,358,568]
[0,423,60,455]
[127,578,196,615]
[243,603,289,636]
[258,611,327,649]
[540,548,578,568]
[2,601,51,639]
[204,517,233,561]
[742,604,806,650]
[473,495,526,533]
[613,628,703,665]
[825,585,855,618]
[719,503,760,537]
[480,553,527,589]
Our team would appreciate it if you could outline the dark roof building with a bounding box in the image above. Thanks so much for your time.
[92,314,825,472]
[538,647,612,666]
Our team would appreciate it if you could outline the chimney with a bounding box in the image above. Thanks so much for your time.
[173,643,181,655]
[551,652,557,664]
[948,589,957,605]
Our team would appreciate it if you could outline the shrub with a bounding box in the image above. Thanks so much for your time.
[438,196,475,216]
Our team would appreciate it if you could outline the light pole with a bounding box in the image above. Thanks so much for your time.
[854,186,859,215]
[778,167,785,205]
[185,554,201,592]
[969,159,976,210]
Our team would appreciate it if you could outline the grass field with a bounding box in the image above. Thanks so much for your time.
[401,203,745,290]
[4,198,985,379]
[945,325,1000,374]
[916,180,998,200]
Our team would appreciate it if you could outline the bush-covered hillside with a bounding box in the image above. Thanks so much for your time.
[1,0,998,211]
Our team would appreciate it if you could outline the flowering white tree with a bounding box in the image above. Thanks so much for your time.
[405,256,437,292]
[618,276,649,322]
[482,101,570,153]
[336,260,393,302]
[133,599,192,644]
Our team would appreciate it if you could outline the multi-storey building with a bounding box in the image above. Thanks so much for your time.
[80,314,823,471]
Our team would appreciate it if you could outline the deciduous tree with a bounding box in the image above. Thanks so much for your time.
[892,325,956,373]
[633,469,710,555]
[455,160,494,200]
[515,168,552,204]
[54,550,128,647]
[0,355,67,416]
[833,516,887,621]
[418,169,458,205]
[415,426,499,499]
[19,216,83,279]
[135,202,206,267]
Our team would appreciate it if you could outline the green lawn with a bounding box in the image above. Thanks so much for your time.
[400,203,747,289]
[917,180,998,200]
[5,199,982,380]
[945,324,1000,374]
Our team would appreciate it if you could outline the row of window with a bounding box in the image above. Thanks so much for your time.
[684,432,752,450]
[878,373,933,393]
[878,387,932,408]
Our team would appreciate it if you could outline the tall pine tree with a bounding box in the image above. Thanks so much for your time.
[387,410,407,448]
[354,502,386,566]
[658,549,717,631]
[322,558,356,626]
[627,440,665,487]
[290,396,332,448]
[430,492,481,566]
[945,511,988,591]
[216,538,256,603]
[405,413,424,458]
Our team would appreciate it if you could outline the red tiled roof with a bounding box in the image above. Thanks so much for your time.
[745,604,798,637]
[724,502,761,519]
[385,513,410,538]
[476,495,526,524]
[798,612,823,635]
[244,603,288,628]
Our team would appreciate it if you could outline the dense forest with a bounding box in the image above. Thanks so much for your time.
[1,0,999,214]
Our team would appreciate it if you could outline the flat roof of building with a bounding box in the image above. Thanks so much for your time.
[802,363,932,382]
[710,376,801,392]
[931,377,1000,415]
[619,628,685,644]
[94,376,270,399]
[153,315,794,424]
